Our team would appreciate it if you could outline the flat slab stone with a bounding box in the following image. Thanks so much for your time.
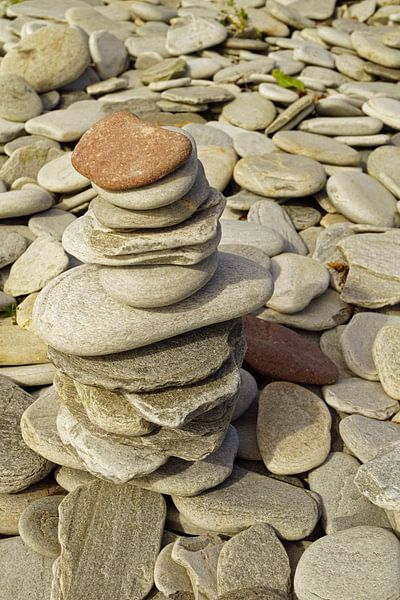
[309,452,390,534]
[244,315,338,385]
[173,466,319,540]
[373,326,400,400]
[166,16,227,55]
[0,25,90,93]
[220,219,285,256]
[48,319,244,392]
[0,230,28,268]
[355,443,400,511]
[217,523,290,596]
[272,131,360,166]
[222,92,276,131]
[234,153,326,198]
[0,536,54,600]
[58,481,166,600]
[0,376,52,494]
[28,209,76,242]
[294,526,400,600]
[38,151,89,194]
[18,495,63,558]
[0,188,53,219]
[154,542,193,597]
[130,426,239,496]
[322,377,399,420]
[0,74,42,122]
[257,382,331,475]
[339,414,400,463]
[33,252,272,356]
[72,112,192,190]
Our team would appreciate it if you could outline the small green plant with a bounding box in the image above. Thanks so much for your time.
[272,69,305,94]
[219,0,249,35]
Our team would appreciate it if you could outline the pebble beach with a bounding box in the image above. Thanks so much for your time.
[0,0,400,598]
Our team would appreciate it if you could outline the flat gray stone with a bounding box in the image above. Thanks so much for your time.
[273,131,361,166]
[267,253,329,314]
[20,386,85,470]
[0,376,52,494]
[319,325,354,379]
[0,25,90,93]
[65,5,132,40]
[373,326,400,400]
[37,151,89,194]
[0,230,28,268]
[0,536,54,600]
[18,495,63,558]
[0,142,63,187]
[248,200,308,255]
[214,58,274,84]
[222,92,276,131]
[0,118,25,143]
[257,382,331,475]
[352,29,400,68]
[220,219,285,256]
[166,16,227,55]
[327,172,398,227]
[173,466,319,540]
[0,74,42,121]
[258,288,352,331]
[89,30,128,80]
[219,244,271,270]
[339,414,400,463]
[48,319,244,392]
[294,526,400,600]
[217,523,290,596]
[58,481,166,600]
[363,97,400,130]
[300,116,382,136]
[355,443,400,511]
[130,426,239,496]
[0,188,53,218]
[234,153,326,198]
[161,86,234,105]
[99,253,218,308]
[323,377,399,419]
[197,145,237,192]
[154,542,193,597]
[28,209,76,242]
[340,312,400,381]
[33,253,272,356]
[183,123,233,148]
[367,145,400,199]
[309,452,390,534]
[0,364,56,387]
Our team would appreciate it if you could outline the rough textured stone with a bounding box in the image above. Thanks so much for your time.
[355,443,400,511]
[48,319,244,392]
[0,25,90,93]
[18,495,63,558]
[173,466,319,540]
[0,230,28,268]
[373,326,400,400]
[166,16,227,55]
[339,414,400,464]
[217,523,290,596]
[154,542,193,597]
[294,526,400,600]
[58,481,166,600]
[0,74,42,122]
[309,452,390,534]
[257,382,331,475]
[244,316,338,385]
[72,112,192,190]
[323,378,399,419]
[0,376,52,494]
[33,253,272,356]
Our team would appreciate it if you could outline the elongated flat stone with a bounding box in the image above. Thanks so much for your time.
[173,466,319,540]
[58,481,166,600]
[33,253,272,356]
[48,319,244,392]
[339,415,400,463]
[322,378,399,420]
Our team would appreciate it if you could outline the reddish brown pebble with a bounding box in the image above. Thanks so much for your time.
[244,315,338,385]
[71,112,193,190]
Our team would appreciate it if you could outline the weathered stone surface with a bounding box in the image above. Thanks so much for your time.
[33,253,272,356]
[58,481,166,600]
[48,319,244,392]
[339,414,400,464]
[217,590,288,600]
[309,452,390,534]
[323,378,399,419]
[18,495,63,558]
[0,376,52,494]
[130,426,239,496]
[173,466,319,540]
[54,466,96,493]
[244,316,338,385]
[0,25,90,93]
[220,219,285,257]
[294,526,400,600]
[0,143,62,187]
[166,16,227,55]
[72,112,192,190]
[0,74,42,122]
[0,230,28,268]
[234,400,262,461]
[217,523,290,596]
[319,325,354,379]
[172,534,224,600]
[257,382,331,475]
[154,542,193,597]
[20,387,84,470]
[373,326,400,400]
[0,536,54,600]
[355,443,400,511]
[0,477,63,535]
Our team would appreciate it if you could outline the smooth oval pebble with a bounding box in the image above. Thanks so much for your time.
[363,97,400,130]
[222,92,276,131]
[327,172,398,227]
[273,130,361,166]
[322,377,399,420]
[0,188,53,218]
[257,382,331,475]
[234,153,326,198]
[38,151,89,193]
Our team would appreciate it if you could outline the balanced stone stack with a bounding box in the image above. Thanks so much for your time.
[24,111,271,598]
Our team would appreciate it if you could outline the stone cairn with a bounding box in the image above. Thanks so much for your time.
[24,111,273,599]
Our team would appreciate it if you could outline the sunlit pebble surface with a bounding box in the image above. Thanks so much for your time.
[1,0,400,599]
